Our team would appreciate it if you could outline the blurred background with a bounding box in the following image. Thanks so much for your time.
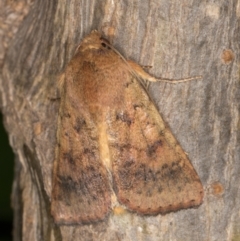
[0,113,14,241]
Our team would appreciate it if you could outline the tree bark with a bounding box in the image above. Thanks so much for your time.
[1,0,240,240]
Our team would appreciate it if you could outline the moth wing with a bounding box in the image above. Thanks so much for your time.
[51,75,111,224]
[108,77,204,214]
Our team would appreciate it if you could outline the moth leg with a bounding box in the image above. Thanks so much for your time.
[127,60,201,84]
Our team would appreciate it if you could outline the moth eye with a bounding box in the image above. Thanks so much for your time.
[101,42,107,48]
[100,37,111,50]
[101,42,111,50]
[100,37,110,44]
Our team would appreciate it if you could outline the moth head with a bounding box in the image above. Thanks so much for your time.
[77,30,112,53]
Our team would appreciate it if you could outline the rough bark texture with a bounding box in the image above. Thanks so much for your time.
[0,0,239,240]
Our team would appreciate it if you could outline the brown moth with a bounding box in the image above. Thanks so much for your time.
[51,30,204,224]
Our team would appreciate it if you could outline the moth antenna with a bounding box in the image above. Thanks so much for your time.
[103,41,149,88]
[103,42,136,74]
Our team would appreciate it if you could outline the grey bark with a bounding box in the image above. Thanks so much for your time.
[0,0,240,240]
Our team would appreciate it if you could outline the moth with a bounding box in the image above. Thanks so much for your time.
[51,30,204,224]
